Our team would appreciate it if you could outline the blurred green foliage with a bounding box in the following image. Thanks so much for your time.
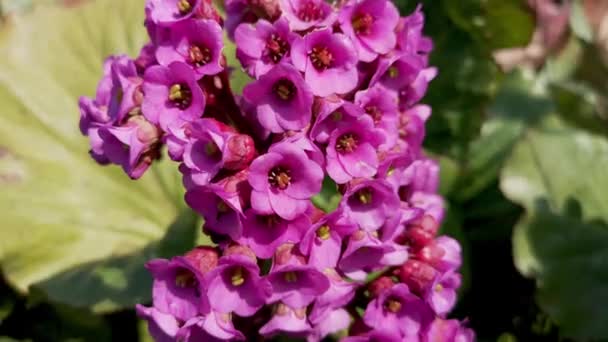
[1,0,608,341]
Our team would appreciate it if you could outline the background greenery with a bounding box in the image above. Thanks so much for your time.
[1,0,607,340]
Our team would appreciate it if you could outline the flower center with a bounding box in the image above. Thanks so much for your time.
[262,214,281,227]
[217,201,229,213]
[204,142,221,158]
[268,166,291,190]
[435,283,444,292]
[284,271,298,283]
[188,45,212,67]
[168,83,193,109]
[352,12,374,35]
[331,111,343,122]
[309,46,333,70]
[365,105,383,124]
[336,133,358,154]
[177,0,193,15]
[388,66,399,78]
[231,267,245,286]
[175,268,198,288]
[297,1,323,22]
[266,34,290,63]
[273,79,297,101]
[316,225,331,240]
[356,188,373,204]
[384,298,402,313]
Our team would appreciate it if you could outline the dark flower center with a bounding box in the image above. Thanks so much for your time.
[188,45,212,67]
[177,0,194,15]
[268,166,291,190]
[336,133,359,154]
[356,188,373,204]
[284,271,298,283]
[309,46,333,70]
[384,298,402,313]
[297,1,323,22]
[260,214,281,227]
[365,105,383,124]
[266,34,290,63]
[175,268,198,288]
[230,266,246,286]
[352,12,374,35]
[273,79,297,101]
[204,141,222,160]
[168,83,193,109]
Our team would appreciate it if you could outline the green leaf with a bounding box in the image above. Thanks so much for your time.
[311,177,342,213]
[452,72,552,202]
[501,114,608,339]
[0,0,204,312]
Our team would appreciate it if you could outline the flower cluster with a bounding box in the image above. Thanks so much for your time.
[78,0,474,340]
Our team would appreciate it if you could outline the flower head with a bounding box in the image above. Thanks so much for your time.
[291,28,359,96]
[248,142,323,219]
[338,0,400,62]
[243,63,314,133]
[142,62,205,131]
[156,19,224,77]
[279,0,336,31]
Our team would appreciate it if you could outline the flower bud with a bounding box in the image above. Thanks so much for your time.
[183,246,219,274]
[223,133,256,170]
[368,276,395,298]
[395,259,437,294]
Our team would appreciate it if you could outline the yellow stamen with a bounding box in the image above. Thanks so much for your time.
[316,225,331,240]
[231,267,245,286]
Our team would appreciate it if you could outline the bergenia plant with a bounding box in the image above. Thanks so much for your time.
[78,0,474,340]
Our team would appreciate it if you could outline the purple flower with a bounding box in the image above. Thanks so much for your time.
[142,62,205,131]
[186,184,245,240]
[136,305,180,342]
[180,119,230,185]
[259,303,312,338]
[308,308,351,342]
[79,56,115,134]
[425,271,461,316]
[300,211,357,270]
[98,115,161,179]
[107,56,142,123]
[206,254,272,316]
[423,318,475,342]
[156,19,224,77]
[415,236,462,275]
[342,330,403,342]
[145,256,208,322]
[340,180,400,231]
[235,18,298,78]
[225,0,281,40]
[243,63,313,133]
[279,0,336,31]
[248,142,323,219]
[354,84,399,149]
[338,0,399,62]
[399,104,431,153]
[310,99,361,144]
[266,259,330,308]
[339,230,407,281]
[291,28,358,96]
[363,283,434,339]
[309,268,358,323]
[177,312,245,341]
[145,0,200,25]
[325,115,384,184]
[397,5,433,55]
[240,209,310,258]
[398,66,438,109]
[369,53,425,94]
[282,133,325,167]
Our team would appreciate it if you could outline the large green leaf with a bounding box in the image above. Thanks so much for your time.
[501,114,608,339]
[0,0,202,312]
